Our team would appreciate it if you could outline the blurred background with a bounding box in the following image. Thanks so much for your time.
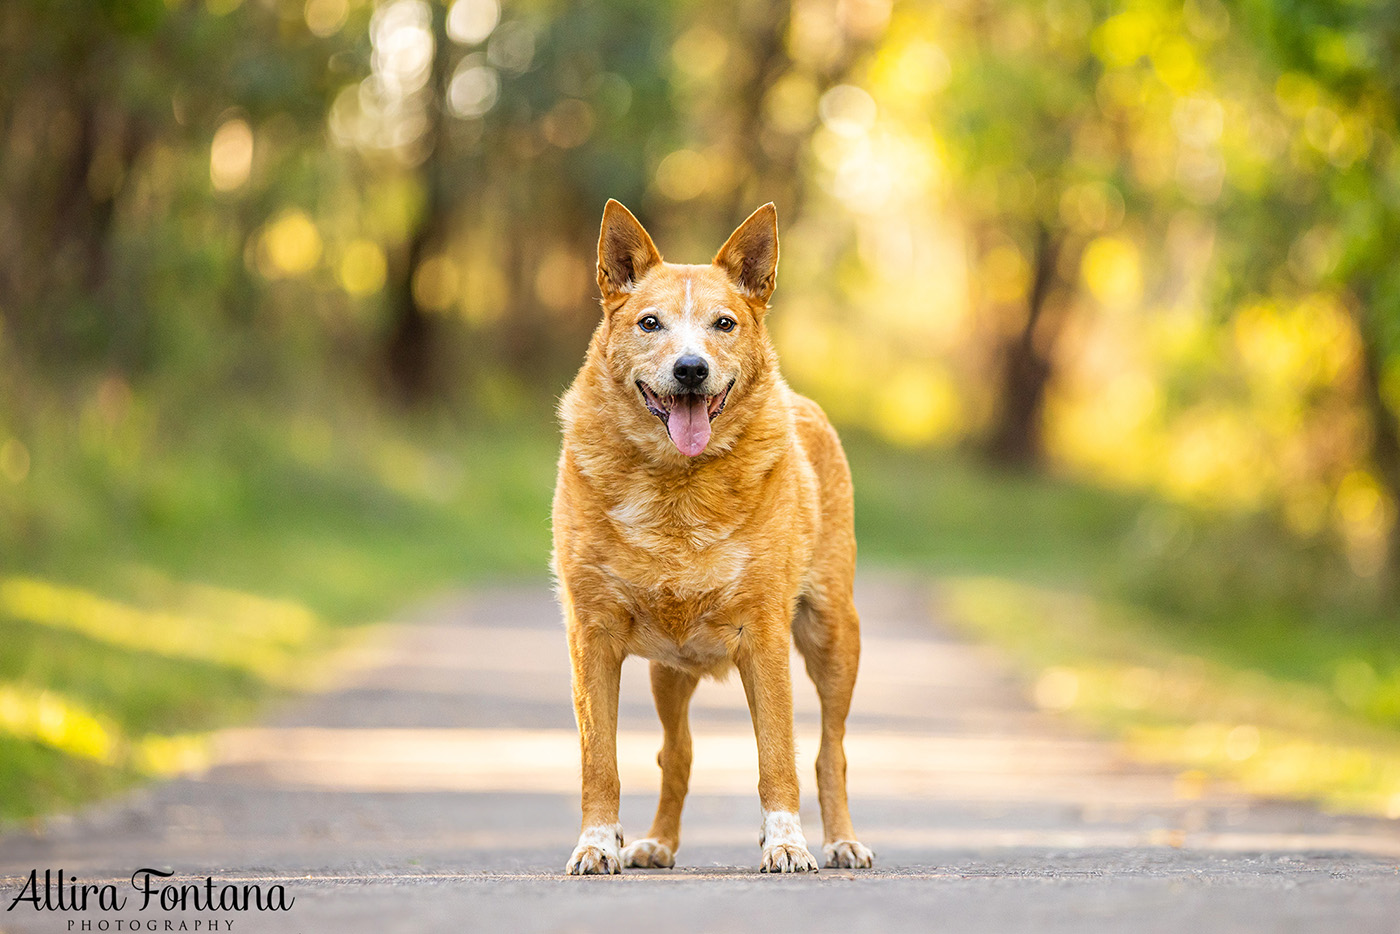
[4,0,1400,826]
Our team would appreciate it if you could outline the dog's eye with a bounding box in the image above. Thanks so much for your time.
[714,316,736,332]
[638,315,661,332]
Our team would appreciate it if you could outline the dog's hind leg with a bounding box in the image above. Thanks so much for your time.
[623,662,700,868]
[793,596,875,869]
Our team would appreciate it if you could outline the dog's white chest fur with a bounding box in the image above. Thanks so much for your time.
[607,490,746,553]
[602,487,752,603]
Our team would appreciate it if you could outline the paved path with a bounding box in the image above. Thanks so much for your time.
[3,574,1399,932]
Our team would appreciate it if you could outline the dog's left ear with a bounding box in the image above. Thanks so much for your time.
[713,203,779,306]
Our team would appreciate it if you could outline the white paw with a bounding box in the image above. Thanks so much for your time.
[566,823,623,875]
[762,843,819,873]
[759,810,818,873]
[622,837,675,868]
[823,839,874,869]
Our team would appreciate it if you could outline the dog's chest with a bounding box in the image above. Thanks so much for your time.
[605,485,746,555]
[601,483,751,582]
[600,489,754,671]
[603,542,750,670]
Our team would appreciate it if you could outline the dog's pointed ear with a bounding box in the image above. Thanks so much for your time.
[713,203,779,305]
[597,199,662,301]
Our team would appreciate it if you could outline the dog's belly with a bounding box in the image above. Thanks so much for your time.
[611,584,743,675]
[625,621,733,673]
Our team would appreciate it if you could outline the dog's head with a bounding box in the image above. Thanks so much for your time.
[592,199,779,459]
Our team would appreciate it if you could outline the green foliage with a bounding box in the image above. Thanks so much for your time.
[0,384,556,823]
[848,433,1139,579]
[852,436,1400,814]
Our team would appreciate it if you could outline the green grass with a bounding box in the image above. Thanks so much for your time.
[847,432,1143,579]
[0,391,558,823]
[846,434,1400,816]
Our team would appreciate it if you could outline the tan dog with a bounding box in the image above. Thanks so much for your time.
[552,200,873,874]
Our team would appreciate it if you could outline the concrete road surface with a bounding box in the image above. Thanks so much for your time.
[2,573,1398,933]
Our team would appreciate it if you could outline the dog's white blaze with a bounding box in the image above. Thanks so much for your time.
[760,809,807,849]
[674,319,709,361]
[672,277,713,362]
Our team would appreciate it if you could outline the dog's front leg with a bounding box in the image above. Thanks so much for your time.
[565,609,626,875]
[735,616,819,873]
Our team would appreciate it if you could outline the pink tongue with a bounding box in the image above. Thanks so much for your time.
[666,395,712,457]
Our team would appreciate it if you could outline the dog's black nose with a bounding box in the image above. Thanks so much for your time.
[673,355,708,390]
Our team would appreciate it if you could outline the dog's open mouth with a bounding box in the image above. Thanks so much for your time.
[636,380,734,458]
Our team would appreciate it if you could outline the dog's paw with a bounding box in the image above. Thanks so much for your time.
[565,823,623,875]
[567,845,621,875]
[823,840,875,869]
[758,810,817,873]
[622,837,675,869]
[761,843,819,873]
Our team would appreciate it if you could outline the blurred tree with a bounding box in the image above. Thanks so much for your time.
[1221,0,1400,586]
[0,0,359,377]
[483,0,676,379]
[934,0,1144,467]
[648,0,887,249]
[0,0,164,362]
[343,0,678,404]
[381,0,451,403]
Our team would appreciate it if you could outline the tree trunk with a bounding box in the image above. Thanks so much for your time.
[386,216,443,403]
[724,0,879,227]
[727,0,794,221]
[984,224,1063,468]
[1350,282,1400,595]
[383,2,451,405]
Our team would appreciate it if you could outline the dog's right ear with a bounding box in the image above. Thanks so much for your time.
[597,199,662,302]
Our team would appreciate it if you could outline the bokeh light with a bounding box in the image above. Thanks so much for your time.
[447,0,499,46]
[209,116,253,192]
